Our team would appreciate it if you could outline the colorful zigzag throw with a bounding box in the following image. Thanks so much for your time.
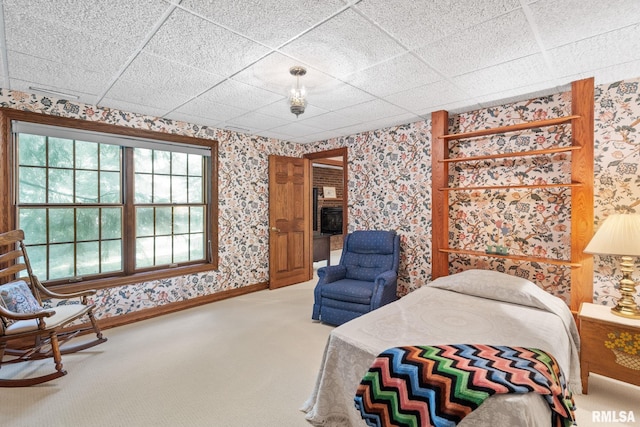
[354,344,575,427]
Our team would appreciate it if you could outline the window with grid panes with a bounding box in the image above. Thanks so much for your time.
[12,119,214,286]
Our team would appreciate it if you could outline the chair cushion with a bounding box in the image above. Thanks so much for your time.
[343,231,396,281]
[4,304,91,335]
[347,230,396,254]
[320,279,374,305]
[0,280,42,326]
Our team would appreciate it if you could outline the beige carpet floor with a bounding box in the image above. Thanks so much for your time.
[1,256,639,426]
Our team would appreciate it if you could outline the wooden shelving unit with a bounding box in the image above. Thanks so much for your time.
[431,78,594,313]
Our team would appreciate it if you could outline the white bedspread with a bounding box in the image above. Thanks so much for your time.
[302,273,581,427]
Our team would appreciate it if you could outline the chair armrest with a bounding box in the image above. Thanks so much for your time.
[317,265,347,284]
[375,270,398,286]
[0,305,55,321]
[371,270,399,308]
[32,276,97,300]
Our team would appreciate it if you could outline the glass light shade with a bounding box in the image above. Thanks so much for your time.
[584,213,640,256]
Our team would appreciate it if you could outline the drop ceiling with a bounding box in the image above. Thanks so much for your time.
[2,0,639,144]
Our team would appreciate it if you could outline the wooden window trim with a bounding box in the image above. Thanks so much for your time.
[0,108,219,293]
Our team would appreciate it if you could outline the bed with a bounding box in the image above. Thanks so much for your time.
[301,269,581,426]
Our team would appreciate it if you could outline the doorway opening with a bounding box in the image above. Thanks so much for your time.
[304,148,348,269]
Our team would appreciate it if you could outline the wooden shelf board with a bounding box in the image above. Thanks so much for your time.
[440,146,581,163]
[439,115,580,141]
[439,182,582,191]
[439,248,581,267]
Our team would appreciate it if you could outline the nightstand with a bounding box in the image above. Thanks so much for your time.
[579,302,640,393]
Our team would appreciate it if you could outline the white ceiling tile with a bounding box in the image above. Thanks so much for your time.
[415,9,539,76]
[280,8,404,78]
[3,0,169,47]
[344,53,442,97]
[180,0,347,48]
[451,54,550,97]
[174,97,248,122]
[296,111,364,130]
[530,0,640,49]
[306,79,375,111]
[355,0,522,50]
[384,80,468,114]
[548,24,640,78]
[104,79,192,112]
[225,111,291,131]
[333,99,408,122]
[199,79,285,111]
[8,52,112,96]
[268,121,325,138]
[4,14,132,76]
[144,8,271,76]
[120,52,225,97]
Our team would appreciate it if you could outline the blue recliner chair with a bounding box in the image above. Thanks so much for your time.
[312,230,400,326]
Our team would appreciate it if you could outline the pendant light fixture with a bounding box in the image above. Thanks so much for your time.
[289,66,307,117]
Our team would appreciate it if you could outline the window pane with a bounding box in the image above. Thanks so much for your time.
[49,243,74,280]
[48,137,73,168]
[155,207,172,235]
[76,241,99,276]
[100,171,121,203]
[134,148,152,173]
[136,207,154,237]
[101,239,122,272]
[76,140,98,169]
[153,175,171,203]
[171,176,188,203]
[188,155,202,176]
[135,173,153,203]
[173,234,189,263]
[188,177,202,203]
[190,233,204,260]
[136,237,154,268]
[27,245,47,280]
[19,166,46,203]
[77,208,99,241]
[75,170,98,203]
[173,207,189,234]
[19,208,47,245]
[100,144,121,171]
[172,152,187,175]
[48,169,74,203]
[155,235,172,265]
[19,134,46,167]
[153,150,171,174]
[191,206,204,232]
[101,208,122,240]
[49,209,74,243]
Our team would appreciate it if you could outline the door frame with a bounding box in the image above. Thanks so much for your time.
[304,147,348,270]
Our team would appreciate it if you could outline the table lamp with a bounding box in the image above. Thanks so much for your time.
[584,213,640,318]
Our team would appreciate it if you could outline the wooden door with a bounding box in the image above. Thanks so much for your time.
[268,155,311,289]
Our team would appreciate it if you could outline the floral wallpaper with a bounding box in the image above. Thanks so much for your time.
[1,75,639,320]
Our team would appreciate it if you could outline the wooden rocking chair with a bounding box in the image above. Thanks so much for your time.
[0,229,107,387]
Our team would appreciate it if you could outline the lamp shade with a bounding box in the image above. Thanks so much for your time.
[584,213,640,256]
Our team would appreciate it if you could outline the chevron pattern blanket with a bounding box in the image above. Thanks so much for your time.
[354,344,575,427]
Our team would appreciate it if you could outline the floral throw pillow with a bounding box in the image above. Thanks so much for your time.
[0,280,42,326]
